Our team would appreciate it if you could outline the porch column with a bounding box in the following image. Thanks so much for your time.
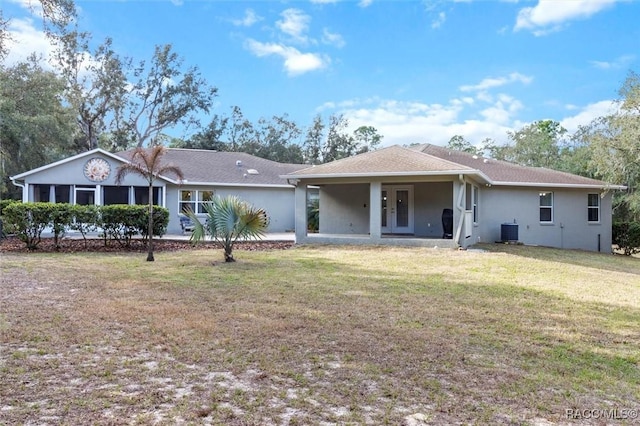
[24,183,30,202]
[294,183,307,243]
[49,185,56,203]
[369,181,382,240]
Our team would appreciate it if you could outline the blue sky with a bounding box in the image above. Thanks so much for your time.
[5,0,640,147]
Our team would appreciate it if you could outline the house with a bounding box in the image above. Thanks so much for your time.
[284,144,624,252]
[10,148,306,234]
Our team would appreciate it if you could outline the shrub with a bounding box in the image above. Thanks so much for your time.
[68,204,100,248]
[50,203,74,250]
[0,199,20,237]
[3,202,55,250]
[613,222,640,256]
[99,204,169,247]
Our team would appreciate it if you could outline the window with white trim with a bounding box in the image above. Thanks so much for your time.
[472,185,479,223]
[588,193,600,223]
[179,190,215,214]
[539,192,553,223]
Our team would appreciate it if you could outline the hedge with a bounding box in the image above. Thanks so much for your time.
[613,222,640,256]
[1,202,169,250]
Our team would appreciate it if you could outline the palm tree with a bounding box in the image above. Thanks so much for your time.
[187,195,268,262]
[115,145,183,261]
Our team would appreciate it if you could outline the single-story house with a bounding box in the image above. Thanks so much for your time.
[284,144,624,252]
[10,148,306,234]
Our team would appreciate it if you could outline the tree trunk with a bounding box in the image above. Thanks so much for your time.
[147,184,154,262]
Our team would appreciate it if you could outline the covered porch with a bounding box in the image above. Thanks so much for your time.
[293,177,475,249]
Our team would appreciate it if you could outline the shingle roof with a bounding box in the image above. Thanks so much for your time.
[286,144,620,189]
[115,149,305,186]
[416,144,613,187]
[286,145,475,178]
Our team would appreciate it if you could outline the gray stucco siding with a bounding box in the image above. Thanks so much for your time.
[413,182,453,238]
[476,187,612,252]
[166,185,296,234]
[319,184,370,234]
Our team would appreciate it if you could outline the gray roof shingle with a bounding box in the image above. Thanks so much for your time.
[115,149,305,186]
[286,145,474,177]
[416,144,612,187]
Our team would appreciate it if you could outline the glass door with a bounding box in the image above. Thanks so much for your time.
[381,185,414,234]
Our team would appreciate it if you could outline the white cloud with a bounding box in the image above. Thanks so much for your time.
[515,0,619,35]
[244,39,328,76]
[231,9,262,27]
[590,54,636,70]
[319,94,620,149]
[277,8,311,44]
[460,72,533,92]
[431,12,446,29]
[311,0,339,3]
[359,0,373,7]
[4,17,55,68]
[559,100,617,134]
[8,0,44,17]
[322,28,345,48]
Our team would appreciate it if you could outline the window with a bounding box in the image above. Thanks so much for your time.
[539,192,553,223]
[588,193,600,222]
[198,190,214,213]
[134,187,161,206]
[472,185,479,223]
[465,183,479,223]
[180,190,215,214]
[55,185,71,203]
[103,186,129,205]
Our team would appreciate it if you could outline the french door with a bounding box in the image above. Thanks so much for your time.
[381,185,414,234]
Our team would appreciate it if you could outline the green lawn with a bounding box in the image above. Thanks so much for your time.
[1,244,639,425]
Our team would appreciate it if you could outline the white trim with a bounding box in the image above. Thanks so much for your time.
[11,149,122,180]
[183,181,294,188]
[490,181,626,190]
[283,170,484,180]
[10,148,180,185]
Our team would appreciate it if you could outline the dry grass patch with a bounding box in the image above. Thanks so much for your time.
[1,245,639,425]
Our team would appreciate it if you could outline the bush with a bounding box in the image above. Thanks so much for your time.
[3,202,55,250]
[2,203,170,250]
[0,199,20,237]
[99,205,169,247]
[612,222,640,256]
[50,203,74,250]
[68,204,100,248]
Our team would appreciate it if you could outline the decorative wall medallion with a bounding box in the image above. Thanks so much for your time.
[83,158,111,182]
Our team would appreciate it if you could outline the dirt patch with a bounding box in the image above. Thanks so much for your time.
[0,236,294,254]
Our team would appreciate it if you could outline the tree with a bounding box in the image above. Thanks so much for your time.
[353,125,383,154]
[53,30,129,152]
[504,120,566,169]
[1,0,76,62]
[115,146,184,261]
[303,114,324,165]
[187,195,269,262]
[0,57,75,198]
[302,114,382,164]
[447,135,480,154]
[176,114,229,151]
[581,71,640,221]
[119,44,218,148]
